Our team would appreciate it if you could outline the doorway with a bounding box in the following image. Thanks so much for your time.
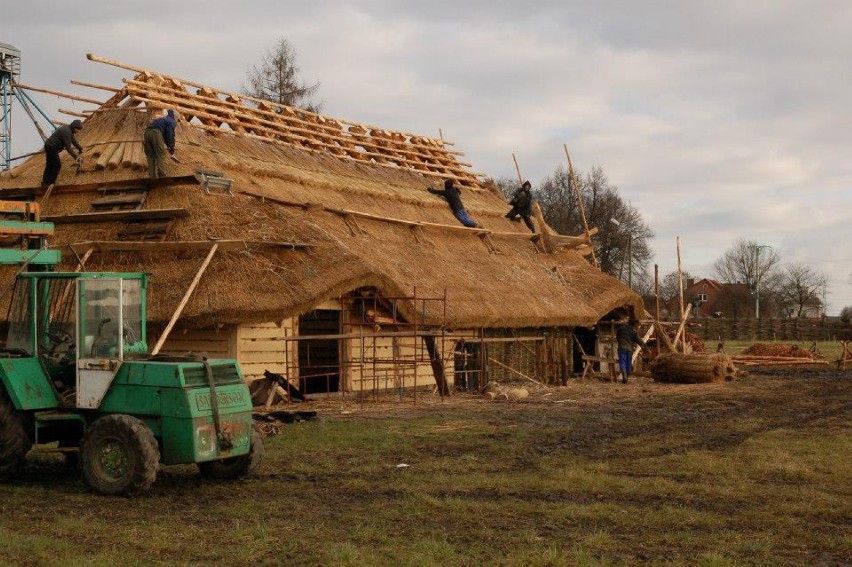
[298,310,341,394]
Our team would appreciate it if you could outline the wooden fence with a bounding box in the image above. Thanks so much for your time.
[686,318,852,342]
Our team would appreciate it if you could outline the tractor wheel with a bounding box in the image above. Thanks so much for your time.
[198,427,264,480]
[81,414,159,495]
[0,389,32,479]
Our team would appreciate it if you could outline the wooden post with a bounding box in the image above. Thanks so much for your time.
[564,144,598,268]
[654,263,660,322]
[677,236,685,351]
[150,243,219,356]
[512,153,524,184]
[531,203,554,253]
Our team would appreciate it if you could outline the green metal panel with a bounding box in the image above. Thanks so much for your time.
[0,249,61,265]
[0,357,58,410]
[99,361,252,465]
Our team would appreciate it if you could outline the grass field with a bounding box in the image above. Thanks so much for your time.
[1,369,850,566]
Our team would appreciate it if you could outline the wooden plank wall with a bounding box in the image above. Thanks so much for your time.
[151,326,235,359]
[236,320,298,383]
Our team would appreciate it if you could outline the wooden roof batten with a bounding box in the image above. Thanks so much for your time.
[240,189,597,251]
[85,53,483,189]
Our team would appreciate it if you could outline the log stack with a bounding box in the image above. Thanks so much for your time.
[650,353,737,384]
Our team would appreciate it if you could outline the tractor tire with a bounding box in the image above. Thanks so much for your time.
[0,389,32,479]
[81,414,159,496]
[197,427,264,480]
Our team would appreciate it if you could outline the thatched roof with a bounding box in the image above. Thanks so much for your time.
[0,55,641,328]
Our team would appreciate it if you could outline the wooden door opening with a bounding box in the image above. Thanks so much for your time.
[298,310,341,394]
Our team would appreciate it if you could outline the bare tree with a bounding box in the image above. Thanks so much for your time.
[774,262,828,318]
[244,38,322,112]
[712,238,780,287]
[659,270,694,305]
[540,166,654,287]
[712,238,787,318]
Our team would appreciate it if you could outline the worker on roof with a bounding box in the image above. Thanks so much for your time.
[505,180,536,233]
[143,109,178,179]
[616,318,649,384]
[427,178,480,228]
[41,120,83,188]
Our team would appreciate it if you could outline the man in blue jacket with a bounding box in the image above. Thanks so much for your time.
[427,178,479,228]
[41,120,83,188]
[143,109,177,179]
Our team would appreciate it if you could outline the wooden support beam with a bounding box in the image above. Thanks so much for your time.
[150,243,219,356]
[43,208,189,224]
[0,175,199,197]
[12,82,103,105]
[70,80,121,93]
[531,203,554,253]
[60,239,311,255]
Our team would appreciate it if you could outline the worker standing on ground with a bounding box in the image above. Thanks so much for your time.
[616,318,648,384]
[143,109,178,179]
[505,180,536,233]
[427,178,480,228]
[41,120,83,188]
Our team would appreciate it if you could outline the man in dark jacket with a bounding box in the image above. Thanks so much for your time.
[616,318,649,384]
[41,120,83,188]
[505,180,535,233]
[427,178,479,228]
[143,109,178,179]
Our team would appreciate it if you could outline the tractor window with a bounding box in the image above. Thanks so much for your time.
[37,278,77,364]
[5,280,33,354]
[80,280,122,359]
[121,279,144,352]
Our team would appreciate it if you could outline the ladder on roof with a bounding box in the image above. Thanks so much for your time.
[89,184,173,241]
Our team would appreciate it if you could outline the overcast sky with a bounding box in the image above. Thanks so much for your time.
[3,1,850,314]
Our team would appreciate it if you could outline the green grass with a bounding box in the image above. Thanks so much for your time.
[0,372,850,566]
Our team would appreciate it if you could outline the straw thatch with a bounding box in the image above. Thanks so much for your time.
[0,57,642,329]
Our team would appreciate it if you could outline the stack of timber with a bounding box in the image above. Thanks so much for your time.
[732,342,828,367]
[650,353,737,383]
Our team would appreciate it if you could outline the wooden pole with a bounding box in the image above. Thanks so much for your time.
[512,153,524,184]
[12,82,103,105]
[563,144,598,267]
[676,237,688,352]
[150,243,219,355]
[654,263,660,322]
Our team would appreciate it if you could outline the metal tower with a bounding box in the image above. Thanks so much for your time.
[0,42,56,171]
[0,42,21,170]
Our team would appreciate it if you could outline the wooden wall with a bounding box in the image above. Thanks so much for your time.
[151,326,235,359]
[236,320,298,383]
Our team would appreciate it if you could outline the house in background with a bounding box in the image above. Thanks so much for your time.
[0,54,644,398]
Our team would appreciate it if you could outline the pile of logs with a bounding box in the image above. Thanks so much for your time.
[650,353,737,383]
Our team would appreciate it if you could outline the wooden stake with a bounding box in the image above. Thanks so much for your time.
[512,153,524,184]
[654,264,660,322]
[676,237,685,351]
[563,144,598,267]
[150,243,219,355]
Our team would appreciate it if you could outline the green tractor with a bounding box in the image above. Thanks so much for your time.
[0,202,262,495]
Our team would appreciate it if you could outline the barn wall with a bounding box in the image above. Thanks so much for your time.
[236,320,298,383]
[152,325,236,359]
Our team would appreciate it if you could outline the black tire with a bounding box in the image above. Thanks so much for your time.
[0,389,31,479]
[81,414,159,495]
[198,427,264,480]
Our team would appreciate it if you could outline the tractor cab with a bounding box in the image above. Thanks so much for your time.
[5,272,148,408]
